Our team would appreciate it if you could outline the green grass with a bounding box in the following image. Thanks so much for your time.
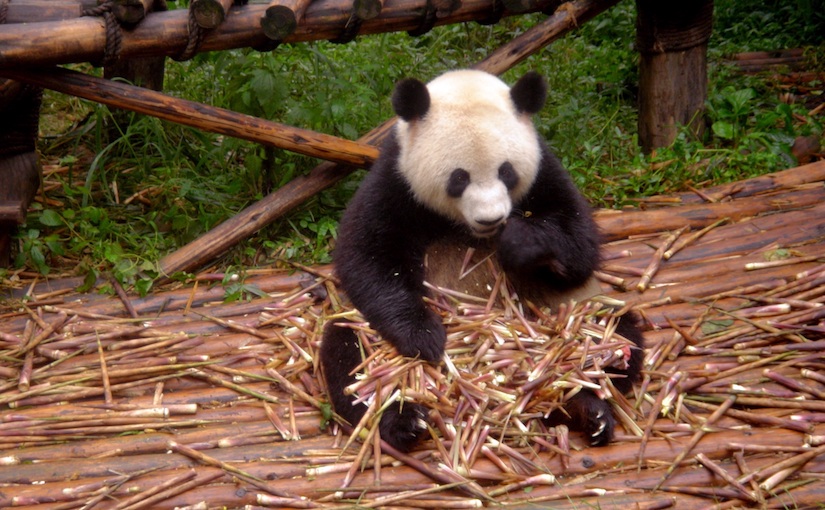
[12,0,825,293]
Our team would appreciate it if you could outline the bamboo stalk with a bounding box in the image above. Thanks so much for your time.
[111,469,197,510]
[653,396,736,490]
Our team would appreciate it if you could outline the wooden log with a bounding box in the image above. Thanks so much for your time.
[354,0,385,20]
[261,0,313,40]
[504,0,558,13]
[0,202,26,224]
[2,424,822,507]
[597,183,825,241]
[2,66,380,169]
[0,153,40,267]
[0,0,567,68]
[634,159,825,206]
[154,0,619,277]
[2,0,96,23]
[727,48,805,73]
[635,0,713,152]
[113,0,156,24]
[192,0,235,29]
[432,0,463,17]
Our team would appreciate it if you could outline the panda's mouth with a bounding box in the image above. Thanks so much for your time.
[471,224,503,238]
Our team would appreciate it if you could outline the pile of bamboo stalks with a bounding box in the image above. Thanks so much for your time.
[0,160,824,509]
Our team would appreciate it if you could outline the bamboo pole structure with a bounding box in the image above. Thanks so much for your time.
[0,0,573,69]
[0,67,379,168]
[149,0,618,277]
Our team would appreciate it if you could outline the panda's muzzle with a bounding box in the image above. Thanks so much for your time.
[472,216,506,237]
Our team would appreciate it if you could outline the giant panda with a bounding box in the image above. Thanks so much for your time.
[319,69,644,453]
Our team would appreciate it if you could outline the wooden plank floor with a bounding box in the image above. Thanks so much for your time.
[1,161,824,509]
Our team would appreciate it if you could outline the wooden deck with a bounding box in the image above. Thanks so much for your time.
[1,161,824,509]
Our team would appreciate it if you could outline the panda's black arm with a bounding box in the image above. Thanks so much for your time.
[333,165,449,363]
[497,146,601,289]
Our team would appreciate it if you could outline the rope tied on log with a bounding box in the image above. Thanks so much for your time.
[0,0,8,25]
[635,0,714,54]
[82,1,123,67]
[173,8,207,61]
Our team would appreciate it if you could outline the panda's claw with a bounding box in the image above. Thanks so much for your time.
[591,419,607,439]
[378,402,429,452]
[545,390,616,446]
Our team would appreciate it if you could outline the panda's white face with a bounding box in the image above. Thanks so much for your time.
[395,70,542,237]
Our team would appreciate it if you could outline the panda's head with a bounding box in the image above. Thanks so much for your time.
[392,70,547,237]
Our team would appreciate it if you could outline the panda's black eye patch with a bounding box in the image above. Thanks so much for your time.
[447,169,470,198]
[498,162,519,191]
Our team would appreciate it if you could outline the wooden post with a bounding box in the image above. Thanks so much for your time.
[0,85,41,267]
[636,0,713,152]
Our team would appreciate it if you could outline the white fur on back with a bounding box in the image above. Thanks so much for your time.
[395,70,542,232]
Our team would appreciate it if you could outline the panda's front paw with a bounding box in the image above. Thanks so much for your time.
[378,402,429,452]
[498,219,558,273]
[388,312,446,363]
[546,390,616,446]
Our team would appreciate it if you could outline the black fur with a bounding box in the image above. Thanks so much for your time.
[510,71,548,115]
[320,72,643,452]
[392,78,431,121]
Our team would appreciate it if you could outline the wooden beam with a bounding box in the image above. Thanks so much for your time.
[0,0,566,69]
[0,67,380,169]
[2,0,96,23]
[153,0,620,277]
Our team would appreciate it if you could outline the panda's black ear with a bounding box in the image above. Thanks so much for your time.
[510,71,547,115]
[392,78,430,122]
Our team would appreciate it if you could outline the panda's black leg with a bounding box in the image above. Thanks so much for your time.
[546,312,645,446]
[319,321,428,452]
[547,390,617,446]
